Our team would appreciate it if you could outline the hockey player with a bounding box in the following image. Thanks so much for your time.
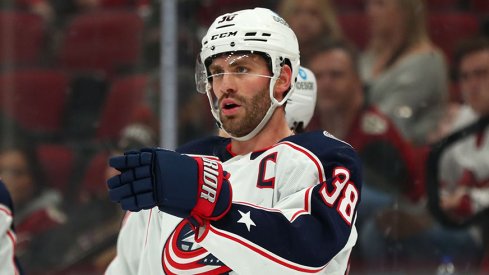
[0,179,23,274]
[105,7,362,274]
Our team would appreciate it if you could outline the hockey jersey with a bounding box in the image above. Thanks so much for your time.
[440,106,489,216]
[106,130,363,274]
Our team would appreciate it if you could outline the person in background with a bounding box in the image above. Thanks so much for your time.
[0,179,23,274]
[308,39,419,204]
[306,39,420,266]
[7,0,55,24]
[34,122,158,274]
[277,0,342,67]
[359,0,448,146]
[439,36,489,274]
[0,141,65,272]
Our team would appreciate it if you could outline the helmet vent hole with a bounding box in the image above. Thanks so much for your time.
[245,32,257,36]
[262,33,271,37]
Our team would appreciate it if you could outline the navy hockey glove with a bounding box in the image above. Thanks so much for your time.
[107,148,232,222]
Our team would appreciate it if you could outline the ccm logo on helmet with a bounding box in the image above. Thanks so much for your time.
[273,15,289,26]
[211,31,238,40]
[200,158,220,203]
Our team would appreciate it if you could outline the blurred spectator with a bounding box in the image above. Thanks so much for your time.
[0,179,24,274]
[359,0,448,145]
[33,122,157,274]
[1,0,55,24]
[307,39,420,214]
[439,36,489,273]
[355,35,485,272]
[440,37,489,216]
[92,122,157,272]
[277,0,342,66]
[0,141,66,272]
[304,36,481,272]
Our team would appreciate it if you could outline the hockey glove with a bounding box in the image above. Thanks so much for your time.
[107,148,232,222]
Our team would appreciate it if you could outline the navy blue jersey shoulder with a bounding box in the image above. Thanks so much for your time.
[283,130,358,161]
[283,130,363,187]
[176,135,233,161]
[0,180,14,212]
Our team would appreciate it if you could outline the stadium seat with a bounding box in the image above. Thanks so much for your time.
[197,0,263,26]
[36,144,75,194]
[428,12,480,63]
[80,150,110,199]
[337,13,369,50]
[0,69,69,137]
[425,0,461,11]
[470,0,489,14]
[58,10,144,78]
[95,74,149,140]
[0,10,45,68]
[331,0,363,12]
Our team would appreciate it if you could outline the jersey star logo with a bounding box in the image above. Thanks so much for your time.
[237,210,256,232]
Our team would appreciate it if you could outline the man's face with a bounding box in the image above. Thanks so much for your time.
[0,150,33,206]
[308,49,360,114]
[459,49,489,115]
[208,53,272,137]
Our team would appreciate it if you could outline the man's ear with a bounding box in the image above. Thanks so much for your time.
[274,65,292,100]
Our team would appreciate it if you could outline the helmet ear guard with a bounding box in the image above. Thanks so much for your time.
[196,8,300,141]
[285,67,317,132]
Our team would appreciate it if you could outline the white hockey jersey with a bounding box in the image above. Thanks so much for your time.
[106,130,363,274]
[440,106,489,214]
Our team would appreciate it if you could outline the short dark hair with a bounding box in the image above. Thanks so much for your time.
[309,39,360,73]
[453,36,489,80]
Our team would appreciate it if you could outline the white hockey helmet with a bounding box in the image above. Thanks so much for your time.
[285,67,317,132]
[195,7,300,141]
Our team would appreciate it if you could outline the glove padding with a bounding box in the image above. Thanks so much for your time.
[107,148,232,222]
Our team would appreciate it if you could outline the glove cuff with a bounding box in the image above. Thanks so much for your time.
[191,157,232,222]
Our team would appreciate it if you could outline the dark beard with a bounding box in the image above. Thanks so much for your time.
[220,89,271,137]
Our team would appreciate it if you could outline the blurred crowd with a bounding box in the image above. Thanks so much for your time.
[0,0,488,274]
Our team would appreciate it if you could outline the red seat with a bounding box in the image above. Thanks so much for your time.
[470,0,489,13]
[197,0,263,26]
[332,0,363,12]
[58,10,144,77]
[338,13,369,50]
[36,144,75,194]
[425,0,461,11]
[0,69,69,136]
[428,12,480,63]
[80,150,110,199]
[96,74,149,140]
[0,10,45,67]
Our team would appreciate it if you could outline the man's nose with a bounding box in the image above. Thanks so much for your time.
[218,73,238,94]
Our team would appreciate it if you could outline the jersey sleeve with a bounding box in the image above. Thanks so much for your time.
[195,132,363,274]
[0,180,22,275]
[106,211,146,275]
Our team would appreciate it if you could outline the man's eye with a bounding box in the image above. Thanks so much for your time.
[236,67,248,73]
